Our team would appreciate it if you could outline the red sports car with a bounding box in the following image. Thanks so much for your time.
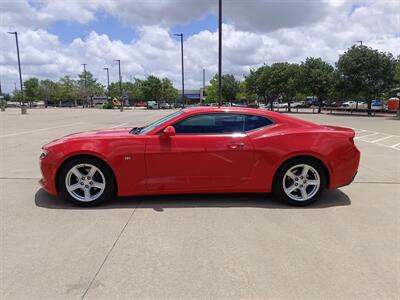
[40,107,360,206]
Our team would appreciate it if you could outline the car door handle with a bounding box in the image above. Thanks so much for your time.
[227,142,245,149]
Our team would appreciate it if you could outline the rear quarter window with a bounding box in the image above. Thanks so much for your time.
[245,115,273,131]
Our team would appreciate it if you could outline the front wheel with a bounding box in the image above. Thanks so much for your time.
[58,157,116,206]
[274,158,326,206]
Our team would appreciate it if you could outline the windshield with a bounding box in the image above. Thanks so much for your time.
[137,110,183,134]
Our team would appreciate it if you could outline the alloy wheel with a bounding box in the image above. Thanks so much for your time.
[282,164,320,202]
[65,163,106,202]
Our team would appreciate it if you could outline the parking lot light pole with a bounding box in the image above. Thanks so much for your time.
[115,60,123,112]
[218,0,222,107]
[103,67,110,92]
[173,33,185,107]
[0,79,5,111]
[81,64,87,107]
[8,31,26,114]
[202,68,206,105]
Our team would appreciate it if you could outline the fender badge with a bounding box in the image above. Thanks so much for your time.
[124,156,132,160]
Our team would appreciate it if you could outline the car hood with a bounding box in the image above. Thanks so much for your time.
[43,128,133,148]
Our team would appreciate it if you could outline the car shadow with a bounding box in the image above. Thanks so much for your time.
[35,188,350,211]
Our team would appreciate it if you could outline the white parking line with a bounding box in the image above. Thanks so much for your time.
[371,135,393,143]
[0,123,83,138]
[355,132,380,140]
[349,127,400,151]
[390,142,400,149]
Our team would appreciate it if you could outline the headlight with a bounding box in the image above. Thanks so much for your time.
[40,149,49,159]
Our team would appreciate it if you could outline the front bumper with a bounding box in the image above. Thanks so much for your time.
[39,154,58,196]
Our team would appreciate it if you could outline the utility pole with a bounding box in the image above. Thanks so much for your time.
[81,64,87,107]
[0,79,4,111]
[202,68,206,105]
[218,0,222,107]
[115,59,123,111]
[103,67,110,92]
[8,31,26,114]
[174,33,185,107]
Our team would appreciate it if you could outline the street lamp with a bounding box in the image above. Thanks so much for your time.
[173,33,185,107]
[103,67,110,92]
[202,68,206,105]
[0,79,5,111]
[357,40,363,46]
[8,31,26,114]
[115,59,123,111]
[218,0,222,107]
[81,63,87,107]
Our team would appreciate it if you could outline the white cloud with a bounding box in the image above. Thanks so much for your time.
[0,0,399,93]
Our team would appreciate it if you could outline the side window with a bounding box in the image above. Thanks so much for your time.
[174,113,245,134]
[245,115,273,131]
[175,114,215,134]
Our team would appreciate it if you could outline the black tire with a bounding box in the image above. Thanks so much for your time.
[58,157,116,207]
[273,157,327,206]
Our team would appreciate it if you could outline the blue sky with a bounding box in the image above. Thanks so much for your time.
[48,12,218,44]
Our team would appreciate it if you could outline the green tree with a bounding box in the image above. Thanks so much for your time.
[11,90,23,103]
[269,63,301,111]
[237,81,256,104]
[394,56,400,84]
[221,74,240,103]
[24,77,40,105]
[125,79,144,103]
[336,46,396,113]
[39,79,58,107]
[245,65,276,109]
[161,78,178,102]
[141,75,163,105]
[58,76,77,106]
[204,77,218,102]
[77,71,104,107]
[108,82,121,99]
[300,57,334,113]
[205,74,240,104]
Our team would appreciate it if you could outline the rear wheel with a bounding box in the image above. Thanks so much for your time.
[274,158,326,206]
[58,157,115,206]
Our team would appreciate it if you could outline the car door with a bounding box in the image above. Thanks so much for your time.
[145,113,254,192]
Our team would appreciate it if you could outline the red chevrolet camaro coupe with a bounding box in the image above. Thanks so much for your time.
[40,107,360,206]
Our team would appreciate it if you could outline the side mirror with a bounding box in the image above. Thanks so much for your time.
[163,126,176,137]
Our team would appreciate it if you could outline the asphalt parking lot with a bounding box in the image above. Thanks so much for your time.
[1,108,399,299]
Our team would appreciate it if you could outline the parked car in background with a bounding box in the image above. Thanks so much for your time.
[231,103,247,107]
[290,101,302,108]
[147,101,158,109]
[160,102,171,109]
[342,101,367,109]
[275,102,288,108]
[135,101,146,107]
[371,101,383,110]
[246,103,259,108]
[172,103,185,109]
[330,100,343,107]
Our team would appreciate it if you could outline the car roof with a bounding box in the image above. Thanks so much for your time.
[182,106,321,128]
[182,106,281,118]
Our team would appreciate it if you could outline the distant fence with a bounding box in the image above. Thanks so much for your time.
[323,106,397,116]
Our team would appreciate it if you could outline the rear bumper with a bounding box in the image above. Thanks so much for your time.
[335,171,357,188]
[329,145,360,189]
